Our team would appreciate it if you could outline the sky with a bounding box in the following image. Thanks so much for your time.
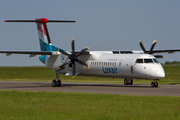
[0,0,180,66]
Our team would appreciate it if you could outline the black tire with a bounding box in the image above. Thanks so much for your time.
[57,79,61,87]
[150,82,155,87]
[154,82,158,87]
[129,79,133,85]
[52,80,57,87]
[124,79,128,85]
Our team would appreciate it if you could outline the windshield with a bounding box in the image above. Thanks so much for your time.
[144,59,153,63]
[135,58,159,64]
[153,58,159,63]
[135,59,143,63]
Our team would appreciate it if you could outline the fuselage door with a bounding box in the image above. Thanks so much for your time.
[118,60,123,75]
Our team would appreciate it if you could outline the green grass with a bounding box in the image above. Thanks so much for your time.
[0,66,124,82]
[0,66,180,84]
[0,66,180,119]
[0,90,180,120]
[160,66,180,84]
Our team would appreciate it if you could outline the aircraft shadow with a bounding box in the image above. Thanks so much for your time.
[61,83,151,88]
[0,82,152,89]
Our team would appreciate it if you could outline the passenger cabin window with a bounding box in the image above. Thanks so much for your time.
[135,59,143,63]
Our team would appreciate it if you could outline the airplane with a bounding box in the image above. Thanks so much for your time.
[1,18,180,88]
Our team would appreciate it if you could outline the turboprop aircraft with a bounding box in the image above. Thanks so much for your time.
[1,18,180,88]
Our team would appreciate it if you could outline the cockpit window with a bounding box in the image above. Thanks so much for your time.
[153,59,159,63]
[135,59,143,63]
[135,58,159,64]
[144,59,153,63]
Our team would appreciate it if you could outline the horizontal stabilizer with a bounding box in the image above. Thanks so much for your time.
[5,19,76,23]
[0,51,60,57]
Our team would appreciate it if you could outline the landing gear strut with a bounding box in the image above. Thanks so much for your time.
[124,78,133,85]
[150,80,158,87]
[52,70,61,87]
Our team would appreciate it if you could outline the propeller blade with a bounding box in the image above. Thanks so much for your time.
[71,38,75,54]
[77,59,89,68]
[59,38,89,78]
[72,64,76,78]
[76,47,90,56]
[154,55,165,59]
[149,40,157,54]
[58,59,71,70]
[139,40,146,53]
[58,48,71,57]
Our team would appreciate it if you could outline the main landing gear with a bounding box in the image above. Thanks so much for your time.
[150,80,158,87]
[124,78,133,85]
[52,71,61,87]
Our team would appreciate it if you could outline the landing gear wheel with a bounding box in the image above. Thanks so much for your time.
[150,82,155,87]
[129,79,133,85]
[56,79,61,87]
[154,82,158,87]
[124,79,128,85]
[124,79,133,85]
[52,80,57,87]
[150,81,158,88]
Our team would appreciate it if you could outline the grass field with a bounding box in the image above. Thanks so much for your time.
[0,66,180,119]
[0,66,180,84]
[0,90,180,120]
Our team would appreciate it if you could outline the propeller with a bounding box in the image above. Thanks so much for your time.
[139,40,157,54]
[139,40,164,58]
[58,38,89,77]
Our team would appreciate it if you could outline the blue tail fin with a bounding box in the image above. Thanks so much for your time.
[36,18,58,51]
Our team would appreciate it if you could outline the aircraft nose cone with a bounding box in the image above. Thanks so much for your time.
[155,65,165,79]
[156,69,165,78]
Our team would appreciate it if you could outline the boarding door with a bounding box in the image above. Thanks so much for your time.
[118,60,123,75]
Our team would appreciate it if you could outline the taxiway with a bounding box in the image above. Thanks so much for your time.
[0,81,179,96]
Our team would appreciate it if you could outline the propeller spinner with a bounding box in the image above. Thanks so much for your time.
[58,38,89,77]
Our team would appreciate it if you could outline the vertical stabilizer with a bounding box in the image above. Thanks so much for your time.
[36,18,52,51]
[4,18,76,52]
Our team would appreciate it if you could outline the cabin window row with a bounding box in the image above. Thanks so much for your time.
[87,62,116,66]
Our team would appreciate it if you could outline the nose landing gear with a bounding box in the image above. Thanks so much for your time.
[150,80,158,87]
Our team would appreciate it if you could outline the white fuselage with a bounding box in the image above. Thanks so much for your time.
[44,51,165,80]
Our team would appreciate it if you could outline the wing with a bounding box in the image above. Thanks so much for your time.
[112,49,180,55]
[148,49,180,54]
[0,51,60,57]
